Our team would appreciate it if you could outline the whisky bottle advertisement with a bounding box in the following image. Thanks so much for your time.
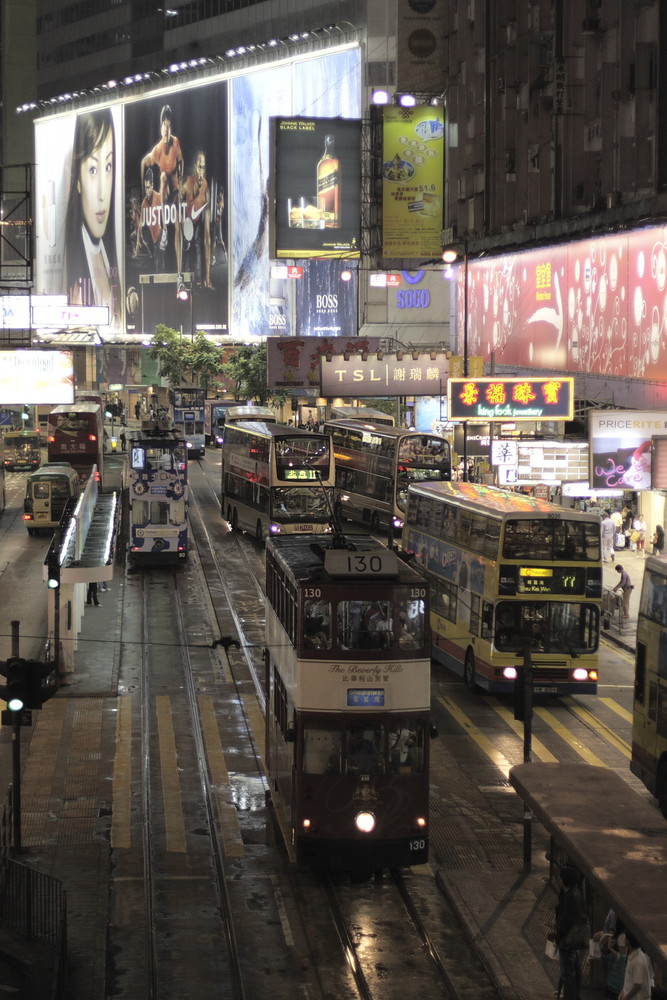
[316,135,340,228]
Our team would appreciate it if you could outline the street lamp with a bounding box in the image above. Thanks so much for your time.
[442,238,470,480]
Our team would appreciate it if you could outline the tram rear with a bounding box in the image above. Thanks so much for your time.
[126,425,188,563]
[264,535,434,871]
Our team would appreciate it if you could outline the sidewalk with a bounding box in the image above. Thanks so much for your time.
[601,546,651,653]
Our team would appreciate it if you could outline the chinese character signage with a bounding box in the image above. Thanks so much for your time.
[382,106,444,259]
[271,116,362,259]
[448,377,574,421]
[267,336,380,390]
[321,352,450,396]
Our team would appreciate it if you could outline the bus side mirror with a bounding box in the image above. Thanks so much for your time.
[430,719,439,739]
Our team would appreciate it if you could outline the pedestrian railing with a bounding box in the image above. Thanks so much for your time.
[602,586,625,631]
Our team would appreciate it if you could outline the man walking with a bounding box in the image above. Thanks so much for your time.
[613,564,633,617]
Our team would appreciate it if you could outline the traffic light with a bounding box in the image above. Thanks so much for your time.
[0,657,56,713]
[46,550,60,589]
[0,657,30,713]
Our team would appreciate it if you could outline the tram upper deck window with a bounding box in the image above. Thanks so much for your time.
[304,599,332,650]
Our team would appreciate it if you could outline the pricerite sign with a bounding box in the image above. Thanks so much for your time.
[447,377,574,421]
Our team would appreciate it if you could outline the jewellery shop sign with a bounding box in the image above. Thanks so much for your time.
[447,377,574,422]
[320,353,451,397]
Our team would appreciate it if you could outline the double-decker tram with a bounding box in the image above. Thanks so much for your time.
[631,555,667,816]
[403,482,602,695]
[323,419,451,534]
[221,422,334,540]
[173,387,205,458]
[2,430,41,471]
[47,402,105,488]
[126,425,188,563]
[264,534,433,870]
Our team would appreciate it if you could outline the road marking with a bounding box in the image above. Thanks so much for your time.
[111,696,132,849]
[533,706,607,766]
[199,695,244,858]
[437,695,513,777]
[156,695,187,853]
[562,698,631,760]
[484,697,559,762]
[599,696,633,724]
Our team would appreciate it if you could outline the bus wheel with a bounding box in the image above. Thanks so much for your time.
[255,519,263,542]
[464,649,478,691]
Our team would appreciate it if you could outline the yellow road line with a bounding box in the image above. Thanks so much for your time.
[534,706,607,766]
[111,696,132,849]
[156,695,187,853]
[599,696,633,724]
[562,697,631,759]
[437,695,512,777]
[199,696,244,858]
[484,697,559,762]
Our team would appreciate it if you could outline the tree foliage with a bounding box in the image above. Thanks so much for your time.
[219,342,289,409]
[149,325,227,394]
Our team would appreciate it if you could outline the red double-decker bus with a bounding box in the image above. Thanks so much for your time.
[47,402,105,487]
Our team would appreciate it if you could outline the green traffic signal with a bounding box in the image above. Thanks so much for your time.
[1,658,29,712]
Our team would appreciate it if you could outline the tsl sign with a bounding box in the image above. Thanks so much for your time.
[321,353,451,396]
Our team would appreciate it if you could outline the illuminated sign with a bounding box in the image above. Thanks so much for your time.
[1,295,67,330]
[0,350,74,405]
[324,549,399,577]
[282,469,319,481]
[267,336,381,390]
[589,409,667,491]
[448,377,574,421]
[500,565,588,596]
[32,304,110,327]
[271,116,362,259]
[321,352,451,396]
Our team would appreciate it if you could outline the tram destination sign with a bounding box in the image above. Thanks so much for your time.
[447,377,574,422]
[320,352,451,396]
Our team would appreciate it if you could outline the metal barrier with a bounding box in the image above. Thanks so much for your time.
[602,586,625,631]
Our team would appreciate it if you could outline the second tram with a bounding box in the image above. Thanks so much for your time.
[221,421,334,540]
[403,481,601,694]
[173,387,205,458]
[631,555,667,816]
[265,533,433,870]
[126,426,188,563]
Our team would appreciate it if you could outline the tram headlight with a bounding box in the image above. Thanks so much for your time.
[355,811,376,834]
[502,665,518,680]
[302,818,312,831]
[416,816,427,829]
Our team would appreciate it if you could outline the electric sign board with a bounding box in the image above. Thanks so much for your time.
[447,377,574,421]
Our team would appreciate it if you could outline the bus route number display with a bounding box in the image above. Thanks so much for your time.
[324,549,399,577]
[500,565,585,595]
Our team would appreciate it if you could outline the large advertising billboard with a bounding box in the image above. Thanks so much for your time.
[0,350,74,404]
[589,409,667,490]
[35,46,363,343]
[271,116,361,259]
[382,105,444,259]
[459,225,667,382]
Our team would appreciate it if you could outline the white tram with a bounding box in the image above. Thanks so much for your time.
[264,534,435,870]
[126,424,188,563]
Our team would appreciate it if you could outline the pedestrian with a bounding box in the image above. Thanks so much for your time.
[134,399,141,421]
[633,514,647,556]
[613,564,633,617]
[651,524,664,556]
[601,510,616,562]
[618,931,653,1000]
[120,428,127,452]
[86,581,100,606]
[550,865,589,1000]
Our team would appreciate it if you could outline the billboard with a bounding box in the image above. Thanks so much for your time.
[267,336,380,390]
[382,105,444,259]
[271,116,362,259]
[459,225,667,381]
[0,351,74,404]
[589,409,667,490]
[321,352,450,396]
[35,47,363,343]
[448,377,574,422]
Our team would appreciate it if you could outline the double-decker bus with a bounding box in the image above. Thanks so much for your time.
[47,402,105,488]
[265,533,433,870]
[126,426,188,563]
[330,405,395,426]
[403,481,602,695]
[225,405,277,424]
[2,430,41,471]
[221,421,334,540]
[173,387,205,458]
[323,419,451,534]
[204,399,237,447]
[631,555,667,817]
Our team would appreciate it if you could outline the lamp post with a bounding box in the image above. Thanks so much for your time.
[442,238,469,480]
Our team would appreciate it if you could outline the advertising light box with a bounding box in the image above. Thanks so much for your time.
[589,409,667,490]
[448,377,574,421]
[0,351,74,404]
[321,352,451,396]
[271,116,362,259]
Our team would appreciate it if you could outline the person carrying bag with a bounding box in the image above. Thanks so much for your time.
[550,866,590,1000]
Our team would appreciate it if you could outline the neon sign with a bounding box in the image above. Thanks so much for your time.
[447,377,574,422]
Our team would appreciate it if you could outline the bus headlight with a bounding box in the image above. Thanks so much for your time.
[502,665,518,680]
[269,523,281,534]
[354,811,376,834]
[572,667,589,681]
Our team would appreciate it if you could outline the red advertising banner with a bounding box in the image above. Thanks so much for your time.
[459,227,667,381]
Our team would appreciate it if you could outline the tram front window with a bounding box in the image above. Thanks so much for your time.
[303,722,341,774]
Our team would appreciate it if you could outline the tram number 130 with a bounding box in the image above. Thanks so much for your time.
[409,839,427,852]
